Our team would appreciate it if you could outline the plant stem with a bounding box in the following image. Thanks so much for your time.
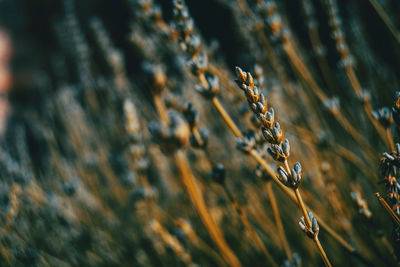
[211,97,243,138]
[376,192,400,228]
[210,98,356,253]
[153,93,170,125]
[249,149,375,265]
[295,188,331,267]
[206,89,373,264]
[173,150,241,267]
[314,236,332,267]
[294,188,312,228]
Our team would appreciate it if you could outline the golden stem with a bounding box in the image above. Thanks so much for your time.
[265,182,292,260]
[249,150,358,255]
[295,189,331,266]
[192,127,204,147]
[173,150,241,267]
[314,236,332,267]
[294,188,312,228]
[211,97,243,138]
[283,160,291,176]
[153,93,170,125]
[204,89,371,263]
[198,73,209,88]
[236,0,295,96]
[376,192,400,228]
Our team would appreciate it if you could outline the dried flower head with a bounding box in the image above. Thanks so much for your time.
[195,74,219,99]
[372,107,393,128]
[323,97,340,116]
[299,211,319,238]
[277,162,303,188]
[149,111,190,152]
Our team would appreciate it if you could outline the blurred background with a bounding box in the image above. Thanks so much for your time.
[0,0,400,266]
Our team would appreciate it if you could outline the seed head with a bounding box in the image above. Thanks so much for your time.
[195,74,219,99]
[372,107,392,128]
[299,211,319,238]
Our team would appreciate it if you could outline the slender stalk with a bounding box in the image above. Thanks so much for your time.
[251,149,372,265]
[153,93,170,125]
[385,128,395,152]
[235,0,295,96]
[294,188,312,228]
[315,236,332,267]
[295,188,331,267]
[174,150,241,267]
[151,220,194,265]
[192,128,204,147]
[152,88,240,266]
[210,96,360,256]
[265,182,292,260]
[212,97,243,138]
[224,187,278,267]
[376,192,400,228]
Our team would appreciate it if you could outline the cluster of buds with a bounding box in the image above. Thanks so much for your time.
[323,96,340,116]
[380,144,400,206]
[172,0,207,75]
[357,89,371,105]
[124,99,149,172]
[380,125,400,259]
[182,102,208,148]
[135,0,168,31]
[150,220,193,265]
[277,162,303,189]
[236,129,260,153]
[372,107,393,129]
[172,0,220,100]
[298,211,319,239]
[235,67,303,189]
[380,93,400,260]
[148,111,191,152]
[142,62,167,94]
[255,0,290,41]
[133,0,165,28]
[350,191,372,219]
[194,74,220,99]
[301,0,317,31]
[90,18,129,94]
[325,0,354,68]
